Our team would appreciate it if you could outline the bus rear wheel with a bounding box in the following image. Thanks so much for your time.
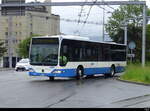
[86,75,94,78]
[76,67,84,80]
[49,77,54,81]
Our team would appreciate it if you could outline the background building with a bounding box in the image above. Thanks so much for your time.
[0,0,60,67]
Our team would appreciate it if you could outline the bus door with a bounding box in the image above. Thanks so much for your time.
[91,46,99,74]
[85,43,98,74]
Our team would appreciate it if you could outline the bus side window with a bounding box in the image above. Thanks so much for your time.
[79,48,83,61]
[98,44,103,61]
[63,45,67,54]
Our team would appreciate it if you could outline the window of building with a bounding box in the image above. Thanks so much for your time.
[5,32,8,36]
[5,40,8,46]
[46,17,49,20]
[5,40,8,44]
[13,40,16,43]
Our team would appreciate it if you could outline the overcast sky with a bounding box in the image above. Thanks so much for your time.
[1,0,150,41]
[25,0,150,41]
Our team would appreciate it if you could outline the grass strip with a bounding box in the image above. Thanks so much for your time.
[120,63,150,84]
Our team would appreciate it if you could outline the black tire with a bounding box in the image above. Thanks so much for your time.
[49,77,54,81]
[109,66,115,77]
[17,68,20,71]
[76,67,84,80]
[86,75,94,78]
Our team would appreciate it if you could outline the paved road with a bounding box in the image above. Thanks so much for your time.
[0,70,150,108]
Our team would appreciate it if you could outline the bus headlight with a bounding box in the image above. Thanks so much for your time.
[29,68,35,72]
[52,70,63,74]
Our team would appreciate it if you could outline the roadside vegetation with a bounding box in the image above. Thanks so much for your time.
[106,0,150,84]
[106,0,150,62]
[17,34,41,58]
[120,62,150,84]
[0,40,7,58]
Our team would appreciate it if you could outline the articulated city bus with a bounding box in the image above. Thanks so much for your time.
[29,35,126,80]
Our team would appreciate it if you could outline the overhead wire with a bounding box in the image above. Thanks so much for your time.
[27,13,102,25]
[61,18,102,25]
[75,0,88,35]
[76,0,116,35]
[77,0,88,24]
[106,5,116,10]
[79,0,98,34]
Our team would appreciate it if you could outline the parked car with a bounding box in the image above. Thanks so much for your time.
[15,58,30,71]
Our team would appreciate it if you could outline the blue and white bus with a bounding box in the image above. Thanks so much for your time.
[29,35,126,80]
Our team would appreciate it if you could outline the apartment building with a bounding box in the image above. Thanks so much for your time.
[0,0,60,67]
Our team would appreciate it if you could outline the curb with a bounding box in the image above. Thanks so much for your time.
[0,68,15,71]
[116,77,150,86]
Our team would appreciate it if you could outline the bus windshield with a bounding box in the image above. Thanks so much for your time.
[30,38,59,66]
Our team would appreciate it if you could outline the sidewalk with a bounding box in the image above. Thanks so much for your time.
[0,68,15,71]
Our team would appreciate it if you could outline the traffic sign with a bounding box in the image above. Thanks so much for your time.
[128,41,136,50]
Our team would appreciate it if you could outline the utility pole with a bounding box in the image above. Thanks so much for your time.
[124,21,128,62]
[8,16,13,68]
[102,0,105,42]
[124,21,127,45]
[142,5,146,67]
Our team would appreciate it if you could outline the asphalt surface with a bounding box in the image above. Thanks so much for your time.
[0,70,150,108]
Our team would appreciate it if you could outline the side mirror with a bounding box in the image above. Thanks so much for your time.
[59,56,67,66]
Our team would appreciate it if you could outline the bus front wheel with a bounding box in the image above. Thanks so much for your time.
[76,67,84,80]
[49,77,54,81]
[109,66,115,77]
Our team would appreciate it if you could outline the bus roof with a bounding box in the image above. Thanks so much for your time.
[32,35,126,46]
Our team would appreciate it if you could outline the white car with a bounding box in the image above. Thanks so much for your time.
[15,58,30,71]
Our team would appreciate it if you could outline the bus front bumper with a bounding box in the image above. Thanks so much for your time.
[29,69,76,77]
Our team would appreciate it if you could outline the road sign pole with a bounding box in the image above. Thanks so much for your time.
[130,49,133,63]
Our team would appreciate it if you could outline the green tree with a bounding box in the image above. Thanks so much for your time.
[17,34,40,58]
[0,40,7,58]
[106,0,150,61]
[146,24,150,61]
